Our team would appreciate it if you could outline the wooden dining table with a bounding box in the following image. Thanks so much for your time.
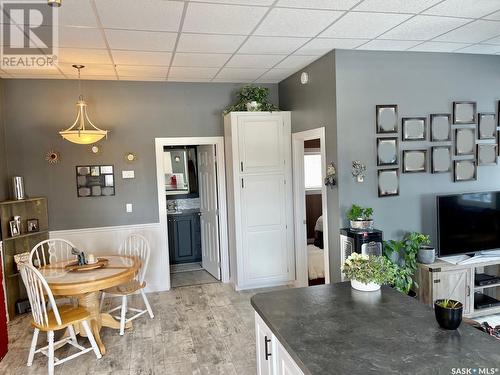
[39,255,140,354]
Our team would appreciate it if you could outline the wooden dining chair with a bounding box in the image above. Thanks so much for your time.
[19,263,102,375]
[30,239,77,267]
[100,234,154,335]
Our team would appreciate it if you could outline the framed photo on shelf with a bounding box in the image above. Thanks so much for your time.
[27,218,39,233]
[9,220,20,237]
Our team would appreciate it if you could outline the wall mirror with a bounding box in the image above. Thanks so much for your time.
[431,146,451,173]
[403,150,427,173]
[378,169,399,197]
[453,101,477,124]
[163,146,199,198]
[430,114,451,142]
[477,144,497,166]
[478,113,496,140]
[376,105,398,134]
[454,128,476,156]
[402,118,426,141]
[377,137,398,166]
[454,160,476,182]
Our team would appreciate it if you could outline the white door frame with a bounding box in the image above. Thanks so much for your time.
[155,137,229,290]
[292,127,330,286]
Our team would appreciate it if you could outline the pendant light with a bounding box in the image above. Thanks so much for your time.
[59,65,108,145]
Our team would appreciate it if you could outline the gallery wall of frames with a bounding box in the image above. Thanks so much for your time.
[375,101,499,198]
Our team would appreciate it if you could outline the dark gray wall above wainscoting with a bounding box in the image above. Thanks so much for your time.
[2,79,278,230]
[0,79,7,201]
[335,50,500,247]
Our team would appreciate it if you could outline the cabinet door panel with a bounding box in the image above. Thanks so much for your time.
[255,313,274,375]
[433,269,470,313]
[238,115,284,174]
[275,340,304,375]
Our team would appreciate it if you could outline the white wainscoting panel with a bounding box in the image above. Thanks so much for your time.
[50,223,167,292]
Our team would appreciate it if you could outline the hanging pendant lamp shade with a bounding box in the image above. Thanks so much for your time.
[59,65,108,145]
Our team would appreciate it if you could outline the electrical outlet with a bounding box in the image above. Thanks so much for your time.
[126,203,133,213]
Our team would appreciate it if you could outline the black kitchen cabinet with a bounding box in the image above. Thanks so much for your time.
[168,211,202,264]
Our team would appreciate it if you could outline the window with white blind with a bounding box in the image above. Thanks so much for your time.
[304,153,322,190]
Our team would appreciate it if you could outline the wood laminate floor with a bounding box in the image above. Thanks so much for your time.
[0,283,287,375]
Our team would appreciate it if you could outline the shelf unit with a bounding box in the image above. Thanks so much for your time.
[416,257,500,318]
[0,197,48,319]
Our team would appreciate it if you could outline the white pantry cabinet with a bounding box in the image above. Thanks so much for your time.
[224,112,294,290]
[255,312,304,375]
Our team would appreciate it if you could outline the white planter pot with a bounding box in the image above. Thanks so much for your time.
[351,279,381,292]
[246,101,261,112]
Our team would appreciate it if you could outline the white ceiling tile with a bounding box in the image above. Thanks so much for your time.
[485,10,500,20]
[424,0,500,18]
[59,26,106,48]
[354,0,443,14]
[408,41,471,52]
[95,0,184,32]
[379,15,470,41]
[111,50,172,66]
[217,67,268,80]
[177,34,246,53]
[212,77,253,83]
[57,47,112,64]
[255,8,344,37]
[66,75,119,81]
[59,63,116,76]
[455,44,500,54]
[484,35,500,45]
[358,39,422,51]
[169,67,219,79]
[239,36,309,54]
[435,20,500,43]
[274,55,318,70]
[105,30,177,51]
[119,76,166,82]
[296,38,368,55]
[259,68,295,80]
[168,77,212,82]
[116,65,168,77]
[172,53,232,67]
[320,12,412,39]
[3,67,61,75]
[276,0,360,10]
[226,54,285,68]
[8,74,66,79]
[59,0,99,28]
[183,3,267,34]
[192,0,274,5]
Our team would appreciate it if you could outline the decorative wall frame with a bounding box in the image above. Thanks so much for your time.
[454,160,477,182]
[76,165,115,197]
[430,114,451,142]
[45,150,61,164]
[402,117,426,141]
[478,113,496,140]
[431,146,451,174]
[376,105,398,134]
[402,149,427,173]
[378,169,399,197]
[477,144,497,166]
[453,101,477,124]
[377,137,399,166]
[454,128,476,156]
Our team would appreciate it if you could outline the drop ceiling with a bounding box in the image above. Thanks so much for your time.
[1,0,499,82]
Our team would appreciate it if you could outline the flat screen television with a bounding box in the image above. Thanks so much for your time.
[437,191,500,256]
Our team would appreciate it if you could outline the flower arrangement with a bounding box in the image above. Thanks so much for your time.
[342,253,396,290]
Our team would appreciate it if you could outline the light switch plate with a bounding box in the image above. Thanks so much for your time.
[126,203,133,213]
[122,170,135,179]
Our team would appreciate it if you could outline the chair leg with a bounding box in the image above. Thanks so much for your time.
[140,289,154,319]
[27,328,39,366]
[119,295,127,336]
[48,331,55,375]
[67,324,78,345]
[99,292,106,311]
[81,320,102,359]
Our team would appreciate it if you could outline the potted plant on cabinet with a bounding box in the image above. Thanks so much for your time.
[414,233,435,264]
[434,299,463,330]
[342,253,396,292]
[223,85,279,114]
[347,204,374,230]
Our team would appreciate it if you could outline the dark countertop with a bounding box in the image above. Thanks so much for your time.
[251,283,500,375]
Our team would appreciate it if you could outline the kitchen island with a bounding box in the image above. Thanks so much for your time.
[251,283,500,375]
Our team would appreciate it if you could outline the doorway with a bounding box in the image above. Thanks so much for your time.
[292,128,330,287]
[155,137,229,290]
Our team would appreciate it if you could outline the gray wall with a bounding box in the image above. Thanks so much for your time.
[3,79,277,230]
[279,52,343,281]
[335,50,500,247]
[0,79,7,201]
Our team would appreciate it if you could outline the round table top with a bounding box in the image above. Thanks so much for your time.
[40,255,140,296]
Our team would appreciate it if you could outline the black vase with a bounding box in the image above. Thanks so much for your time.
[434,300,463,330]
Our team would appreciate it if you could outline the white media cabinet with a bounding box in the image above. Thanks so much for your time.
[416,257,500,318]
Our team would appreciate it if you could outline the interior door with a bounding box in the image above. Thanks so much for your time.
[197,145,221,280]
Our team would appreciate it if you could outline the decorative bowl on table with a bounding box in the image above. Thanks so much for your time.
[65,258,108,272]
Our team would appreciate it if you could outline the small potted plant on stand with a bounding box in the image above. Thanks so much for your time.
[414,233,435,264]
[347,204,374,230]
[342,253,396,292]
[434,299,463,330]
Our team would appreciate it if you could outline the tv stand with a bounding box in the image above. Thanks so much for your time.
[416,257,500,318]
